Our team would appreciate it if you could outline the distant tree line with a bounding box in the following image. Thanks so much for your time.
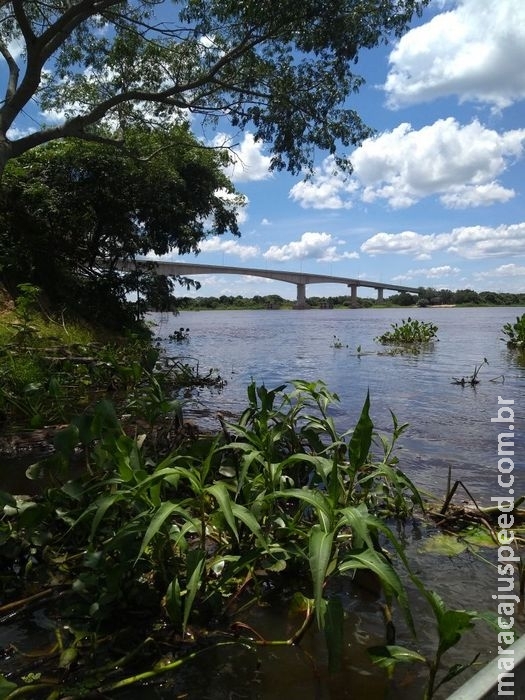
[388,288,525,307]
[163,288,525,312]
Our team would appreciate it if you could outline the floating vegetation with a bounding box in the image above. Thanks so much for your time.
[501,313,525,350]
[375,317,438,345]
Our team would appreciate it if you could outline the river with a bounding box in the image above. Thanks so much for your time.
[155,306,525,502]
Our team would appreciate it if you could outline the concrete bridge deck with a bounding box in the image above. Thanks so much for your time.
[123,259,420,307]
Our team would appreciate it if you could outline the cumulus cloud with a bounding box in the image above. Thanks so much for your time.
[212,132,272,182]
[392,265,461,282]
[289,156,359,209]
[291,119,525,210]
[352,119,524,208]
[384,0,525,109]
[473,263,525,292]
[361,222,525,260]
[263,232,359,263]
[490,263,525,277]
[198,238,260,261]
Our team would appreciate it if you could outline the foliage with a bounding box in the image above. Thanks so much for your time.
[0,1,431,179]
[0,379,495,698]
[375,317,438,345]
[0,284,513,698]
[0,304,222,434]
[501,313,525,350]
[0,128,241,328]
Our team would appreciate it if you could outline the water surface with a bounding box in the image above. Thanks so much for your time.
[156,306,525,500]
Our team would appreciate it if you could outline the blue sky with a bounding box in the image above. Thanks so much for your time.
[172,0,525,299]
[5,0,525,300]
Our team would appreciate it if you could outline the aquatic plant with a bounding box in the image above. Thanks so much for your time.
[375,317,438,344]
[501,313,525,350]
[330,334,346,348]
[452,358,488,386]
[0,382,496,699]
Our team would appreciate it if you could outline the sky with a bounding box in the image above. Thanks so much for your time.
[4,0,525,301]
[172,0,525,300]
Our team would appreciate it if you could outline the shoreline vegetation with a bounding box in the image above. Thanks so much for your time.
[163,289,525,312]
[1,297,525,699]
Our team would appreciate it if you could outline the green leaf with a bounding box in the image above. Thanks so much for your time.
[309,524,334,627]
[368,645,426,672]
[0,490,16,508]
[339,548,414,634]
[0,675,17,698]
[89,494,122,542]
[165,577,182,629]
[271,487,333,525]
[136,502,194,562]
[437,609,477,656]
[182,551,205,634]
[53,423,79,457]
[207,482,238,541]
[59,646,78,669]
[348,391,373,484]
[230,502,267,547]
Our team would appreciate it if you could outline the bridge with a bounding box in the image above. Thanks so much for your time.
[124,259,420,308]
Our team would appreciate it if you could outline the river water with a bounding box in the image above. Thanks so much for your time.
[155,306,525,502]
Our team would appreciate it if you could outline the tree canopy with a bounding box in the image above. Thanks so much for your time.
[0,0,430,178]
[0,125,242,327]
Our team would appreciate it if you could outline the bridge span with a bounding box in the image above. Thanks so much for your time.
[125,259,420,308]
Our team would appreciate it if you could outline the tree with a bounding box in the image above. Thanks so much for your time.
[0,0,430,179]
[0,125,241,327]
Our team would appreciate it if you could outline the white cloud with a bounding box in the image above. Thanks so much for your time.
[212,132,272,182]
[491,263,525,277]
[288,119,525,210]
[352,119,524,209]
[392,265,461,282]
[384,0,525,109]
[289,155,359,209]
[473,263,525,292]
[198,237,260,261]
[361,222,525,260]
[263,232,359,263]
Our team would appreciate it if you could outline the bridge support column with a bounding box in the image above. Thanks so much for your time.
[376,287,384,303]
[294,283,308,309]
[348,284,358,307]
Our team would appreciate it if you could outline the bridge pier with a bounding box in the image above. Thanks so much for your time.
[348,283,358,307]
[294,283,308,309]
[376,287,384,303]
